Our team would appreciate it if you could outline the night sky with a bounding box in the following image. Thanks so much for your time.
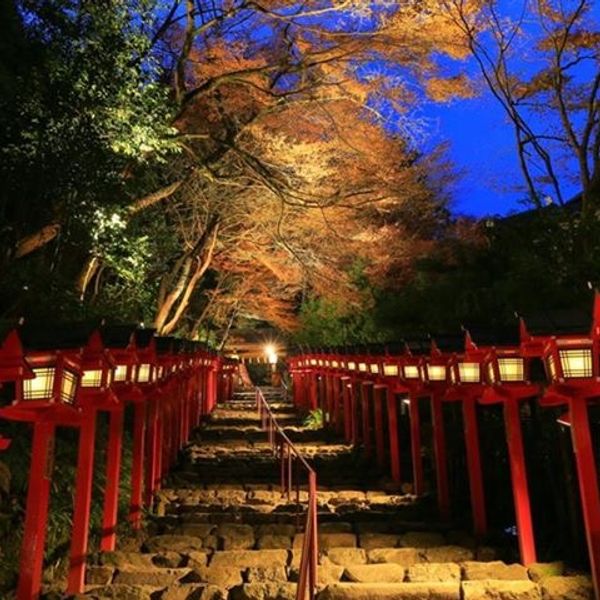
[425,93,524,218]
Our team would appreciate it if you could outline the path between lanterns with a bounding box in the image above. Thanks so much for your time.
[72,388,588,600]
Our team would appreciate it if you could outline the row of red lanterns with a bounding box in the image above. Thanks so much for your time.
[0,323,238,599]
[288,293,600,599]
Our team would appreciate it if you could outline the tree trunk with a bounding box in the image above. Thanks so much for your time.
[14,224,60,259]
[154,217,220,334]
[76,256,102,300]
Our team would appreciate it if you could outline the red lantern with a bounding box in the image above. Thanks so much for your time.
[520,294,600,597]
[479,337,538,566]
[1,324,86,600]
[67,329,119,593]
[444,333,488,537]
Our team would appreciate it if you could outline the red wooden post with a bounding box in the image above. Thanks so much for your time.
[373,386,386,469]
[145,397,159,506]
[101,406,124,552]
[334,376,343,434]
[324,374,332,424]
[309,373,318,411]
[504,399,537,564]
[350,383,360,446]
[129,401,146,529]
[361,383,372,457]
[409,395,425,496]
[431,393,450,519]
[387,391,401,484]
[570,398,600,598]
[301,372,308,410]
[462,398,487,536]
[155,405,164,490]
[67,409,97,594]
[17,420,55,600]
[343,380,352,443]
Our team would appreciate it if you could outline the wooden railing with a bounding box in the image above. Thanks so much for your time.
[256,387,318,600]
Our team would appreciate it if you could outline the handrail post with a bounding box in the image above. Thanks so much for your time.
[255,386,318,600]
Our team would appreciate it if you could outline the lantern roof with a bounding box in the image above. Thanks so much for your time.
[134,327,156,349]
[155,336,176,355]
[428,334,464,354]
[101,325,139,349]
[19,321,102,352]
[462,326,521,349]
[403,337,431,355]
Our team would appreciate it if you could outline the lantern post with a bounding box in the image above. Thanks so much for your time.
[420,341,454,520]
[520,294,600,596]
[67,329,119,594]
[378,351,403,483]
[474,327,540,566]
[368,354,387,470]
[394,341,428,497]
[356,351,373,458]
[331,353,344,434]
[445,334,488,537]
[0,325,82,600]
[103,326,143,537]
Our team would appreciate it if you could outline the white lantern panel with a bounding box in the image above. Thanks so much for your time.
[370,364,379,374]
[23,368,55,400]
[559,349,593,378]
[81,369,103,388]
[383,364,399,376]
[358,362,367,372]
[428,365,447,381]
[348,361,356,370]
[114,365,128,382]
[458,362,480,383]
[404,365,419,379]
[137,363,151,383]
[60,369,78,404]
[497,358,524,382]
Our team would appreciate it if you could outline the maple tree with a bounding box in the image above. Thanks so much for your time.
[1,0,468,338]
[138,0,463,334]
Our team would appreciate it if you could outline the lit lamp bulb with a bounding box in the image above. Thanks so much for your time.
[264,344,278,365]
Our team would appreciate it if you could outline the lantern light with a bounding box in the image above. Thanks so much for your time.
[427,365,447,381]
[23,368,55,400]
[497,357,525,382]
[136,363,152,383]
[458,362,480,383]
[383,364,399,377]
[81,369,103,388]
[559,348,593,378]
[404,365,419,379]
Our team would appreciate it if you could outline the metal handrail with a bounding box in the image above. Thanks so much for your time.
[256,387,318,600]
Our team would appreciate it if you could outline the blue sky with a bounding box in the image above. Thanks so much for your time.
[424,94,527,218]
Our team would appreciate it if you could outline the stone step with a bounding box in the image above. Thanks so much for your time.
[83,544,593,599]
[77,402,593,600]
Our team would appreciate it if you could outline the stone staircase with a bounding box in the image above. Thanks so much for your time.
[76,387,592,600]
